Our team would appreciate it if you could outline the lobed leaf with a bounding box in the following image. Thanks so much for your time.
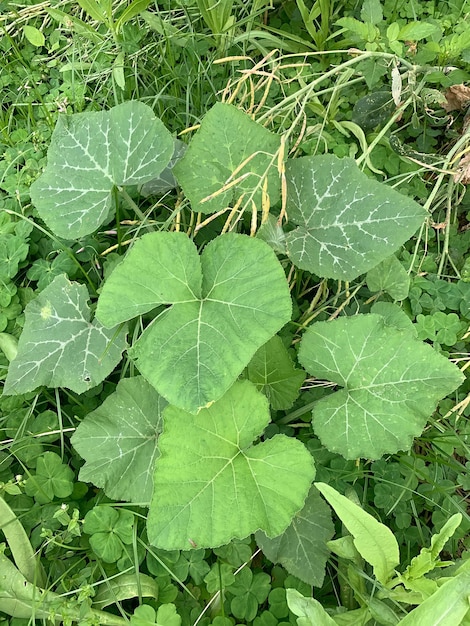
[284,155,427,280]
[299,314,464,459]
[256,486,334,586]
[4,274,127,396]
[71,376,166,504]
[147,380,315,550]
[173,102,281,214]
[30,101,174,239]
[97,232,292,413]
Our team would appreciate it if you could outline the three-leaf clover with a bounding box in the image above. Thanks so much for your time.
[83,505,134,563]
[24,452,74,504]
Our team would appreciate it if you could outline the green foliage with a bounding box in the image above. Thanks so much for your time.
[2,1,470,624]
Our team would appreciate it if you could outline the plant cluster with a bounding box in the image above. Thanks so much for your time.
[1,0,470,624]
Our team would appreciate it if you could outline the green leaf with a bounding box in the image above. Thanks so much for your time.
[360,0,383,24]
[115,0,152,33]
[256,486,334,586]
[397,570,470,626]
[284,155,426,280]
[30,101,174,239]
[147,380,315,550]
[96,232,292,414]
[298,314,464,459]
[370,302,417,336]
[173,103,281,214]
[4,275,127,396]
[71,376,165,504]
[315,482,399,584]
[397,22,439,41]
[76,0,107,22]
[352,91,395,131]
[83,506,134,563]
[0,235,29,282]
[245,336,305,409]
[286,588,337,625]
[404,514,462,580]
[93,573,158,609]
[24,452,74,504]
[23,25,45,47]
[366,255,410,300]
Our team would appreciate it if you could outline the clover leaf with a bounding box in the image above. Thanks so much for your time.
[147,380,315,550]
[83,506,134,563]
[96,232,292,413]
[24,452,74,504]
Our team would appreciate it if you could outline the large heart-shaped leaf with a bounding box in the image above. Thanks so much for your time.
[147,380,315,550]
[255,486,334,586]
[173,102,281,214]
[71,376,165,504]
[285,155,427,280]
[30,101,174,239]
[96,232,292,413]
[298,314,464,459]
[4,274,127,395]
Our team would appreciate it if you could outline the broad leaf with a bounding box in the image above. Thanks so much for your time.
[255,486,334,586]
[366,255,410,300]
[173,102,281,214]
[30,101,174,239]
[245,335,306,410]
[286,589,337,626]
[285,155,426,280]
[4,274,127,395]
[315,482,399,585]
[71,376,165,504]
[298,314,464,459]
[96,232,292,413]
[147,380,315,550]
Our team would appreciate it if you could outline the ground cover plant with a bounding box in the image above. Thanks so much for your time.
[1,0,470,624]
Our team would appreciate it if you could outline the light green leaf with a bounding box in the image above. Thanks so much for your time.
[286,589,337,625]
[97,232,292,414]
[173,102,281,214]
[366,255,410,300]
[76,0,107,22]
[30,101,174,239]
[404,513,462,580]
[147,380,315,550]
[93,573,158,609]
[397,570,470,626]
[284,155,426,280]
[83,506,134,563]
[71,376,165,504]
[23,25,45,47]
[397,22,439,41]
[245,335,305,410]
[361,0,383,24]
[298,314,464,459]
[315,482,399,585]
[115,0,152,33]
[255,486,334,586]
[4,274,127,396]
[370,302,417,336]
